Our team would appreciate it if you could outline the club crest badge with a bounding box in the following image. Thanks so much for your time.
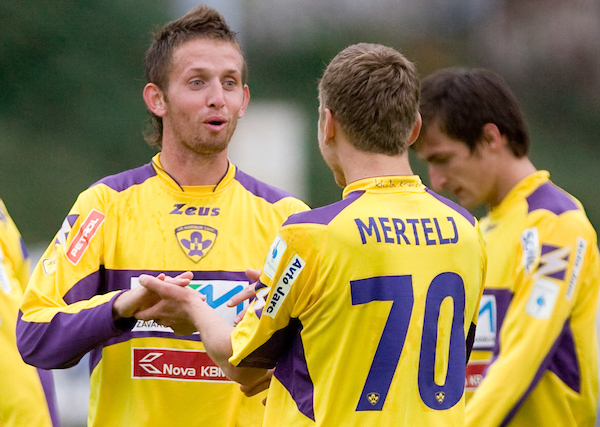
[175,224,218,262]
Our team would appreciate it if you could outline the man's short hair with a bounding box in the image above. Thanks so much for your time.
[418,68,529,157]
[144,5,247,148]
[318,43,420,155]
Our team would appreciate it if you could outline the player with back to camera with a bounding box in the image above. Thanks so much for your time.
[16,5,308,426]
[413,67,600,426]
[135,43,486,426]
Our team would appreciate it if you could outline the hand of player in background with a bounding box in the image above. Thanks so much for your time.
[112,272,193,321]
[228,269,261,324]
[240,368,274,403]
[135,272,202,335]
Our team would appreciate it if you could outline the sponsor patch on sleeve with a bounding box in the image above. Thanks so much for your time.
[473,294,497,350]
[526,277,559,319]
[66,209,105,265]
[265,254,305,318]
[520,227,540,275]
[566,237,587,300]
[263,234,287,279]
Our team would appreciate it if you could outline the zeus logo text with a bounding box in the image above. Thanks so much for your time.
[355,216,459,246]
[265,255,306,318]
[170,204,220,216]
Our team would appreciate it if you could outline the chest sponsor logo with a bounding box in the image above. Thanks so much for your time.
[520,227,539,275]
[265,254,305,318]
[473,294,497,350]
[264,235,286,279]
[131,278,248,330]
[132,348,232,382]
[66,210,105,265]
[175,224,218,262]
[465,360,489,391]
[526,277,559,319]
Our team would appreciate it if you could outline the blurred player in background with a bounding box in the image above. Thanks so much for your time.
[0,198,59,426]
[16,5,307,426]
[135,43,486,426]
[414,67,600,426]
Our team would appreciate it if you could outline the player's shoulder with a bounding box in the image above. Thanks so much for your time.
[90,162,157,193]
[423,187,477,227]
[283,190,364,227]
[234,167,307,207]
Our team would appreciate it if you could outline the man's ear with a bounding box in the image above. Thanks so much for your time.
[406,113,423,148]
[481,123,504,150]
[143,83,167,117]
[323,108,336,145]
[238,84,251,119]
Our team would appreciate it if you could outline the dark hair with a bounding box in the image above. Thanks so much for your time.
[318,43,420,155]
[143,5,247,148]
[418,68,529,157]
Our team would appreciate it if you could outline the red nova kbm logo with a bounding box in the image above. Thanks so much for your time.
[133,348,231,382]
[66,209,105,265]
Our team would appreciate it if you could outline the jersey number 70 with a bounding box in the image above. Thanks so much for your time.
[351,272,465,411]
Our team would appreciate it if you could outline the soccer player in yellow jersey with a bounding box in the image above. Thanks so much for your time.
[0,199,59,426]
[414,67,600,426]
[17,6,308,427]
[136,43,486,426]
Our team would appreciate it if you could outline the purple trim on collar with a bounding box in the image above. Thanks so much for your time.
[499,320,580,426]
[92,163,156,192]
[526,182,578,215]
[283,191,364,227]
[234,168,298,204]
[425,188,476,226]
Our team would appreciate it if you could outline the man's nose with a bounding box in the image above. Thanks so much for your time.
[428,165,447,192]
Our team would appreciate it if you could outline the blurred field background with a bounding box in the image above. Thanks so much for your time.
[1,1,599,425]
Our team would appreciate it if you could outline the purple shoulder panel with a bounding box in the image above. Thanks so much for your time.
[483,288,514,356]
[36,369,60,427]
[91,163,156,192]
[425,188,476,226]
[284,191,364,227]
[234,168,298,204]
[526,182,578,215]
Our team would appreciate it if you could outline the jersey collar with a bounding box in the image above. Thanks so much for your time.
[151,153,237,195]
[342,175,424,199]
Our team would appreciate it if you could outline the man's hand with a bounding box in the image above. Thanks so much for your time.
[239,368,273,398]
[135,272,204,335]
[112,272,193,321]
[228,269,260,324]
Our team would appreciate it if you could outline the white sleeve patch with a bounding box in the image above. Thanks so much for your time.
[264,254,305,318]
[263,234,287,279]
[520,227,540,275]
[566,237,587,300]
[0,247,12,294]
[526,277,559,319]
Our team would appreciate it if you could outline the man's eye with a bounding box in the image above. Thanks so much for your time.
[190,80,202,87]
[223,81,235,88]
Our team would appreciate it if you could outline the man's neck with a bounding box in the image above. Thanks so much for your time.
[159,146,229,186]
[489,155,537,207]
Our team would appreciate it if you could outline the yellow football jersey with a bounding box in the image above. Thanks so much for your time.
[17,154,308,427]
[466,171,599,426]
[231,176,486,426]
[0,199,58,426]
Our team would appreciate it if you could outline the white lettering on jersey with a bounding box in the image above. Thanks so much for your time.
[264,235,287,279]
[521,227,539,275]
[526,277,559,319]
[473,294,497,350]
[566,237,587,300]
[265,254,305,318]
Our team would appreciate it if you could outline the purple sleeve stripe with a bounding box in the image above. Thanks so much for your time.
[16,293,125,370]
[91,162,156,192]
[283,191,364,226]
[425,188,476,226]
[234,168,299,204]
[499,320,579,426]
[526,182,579,215]
[36,369,60,427]
[20,237,29,260]
[483,288,513,355]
